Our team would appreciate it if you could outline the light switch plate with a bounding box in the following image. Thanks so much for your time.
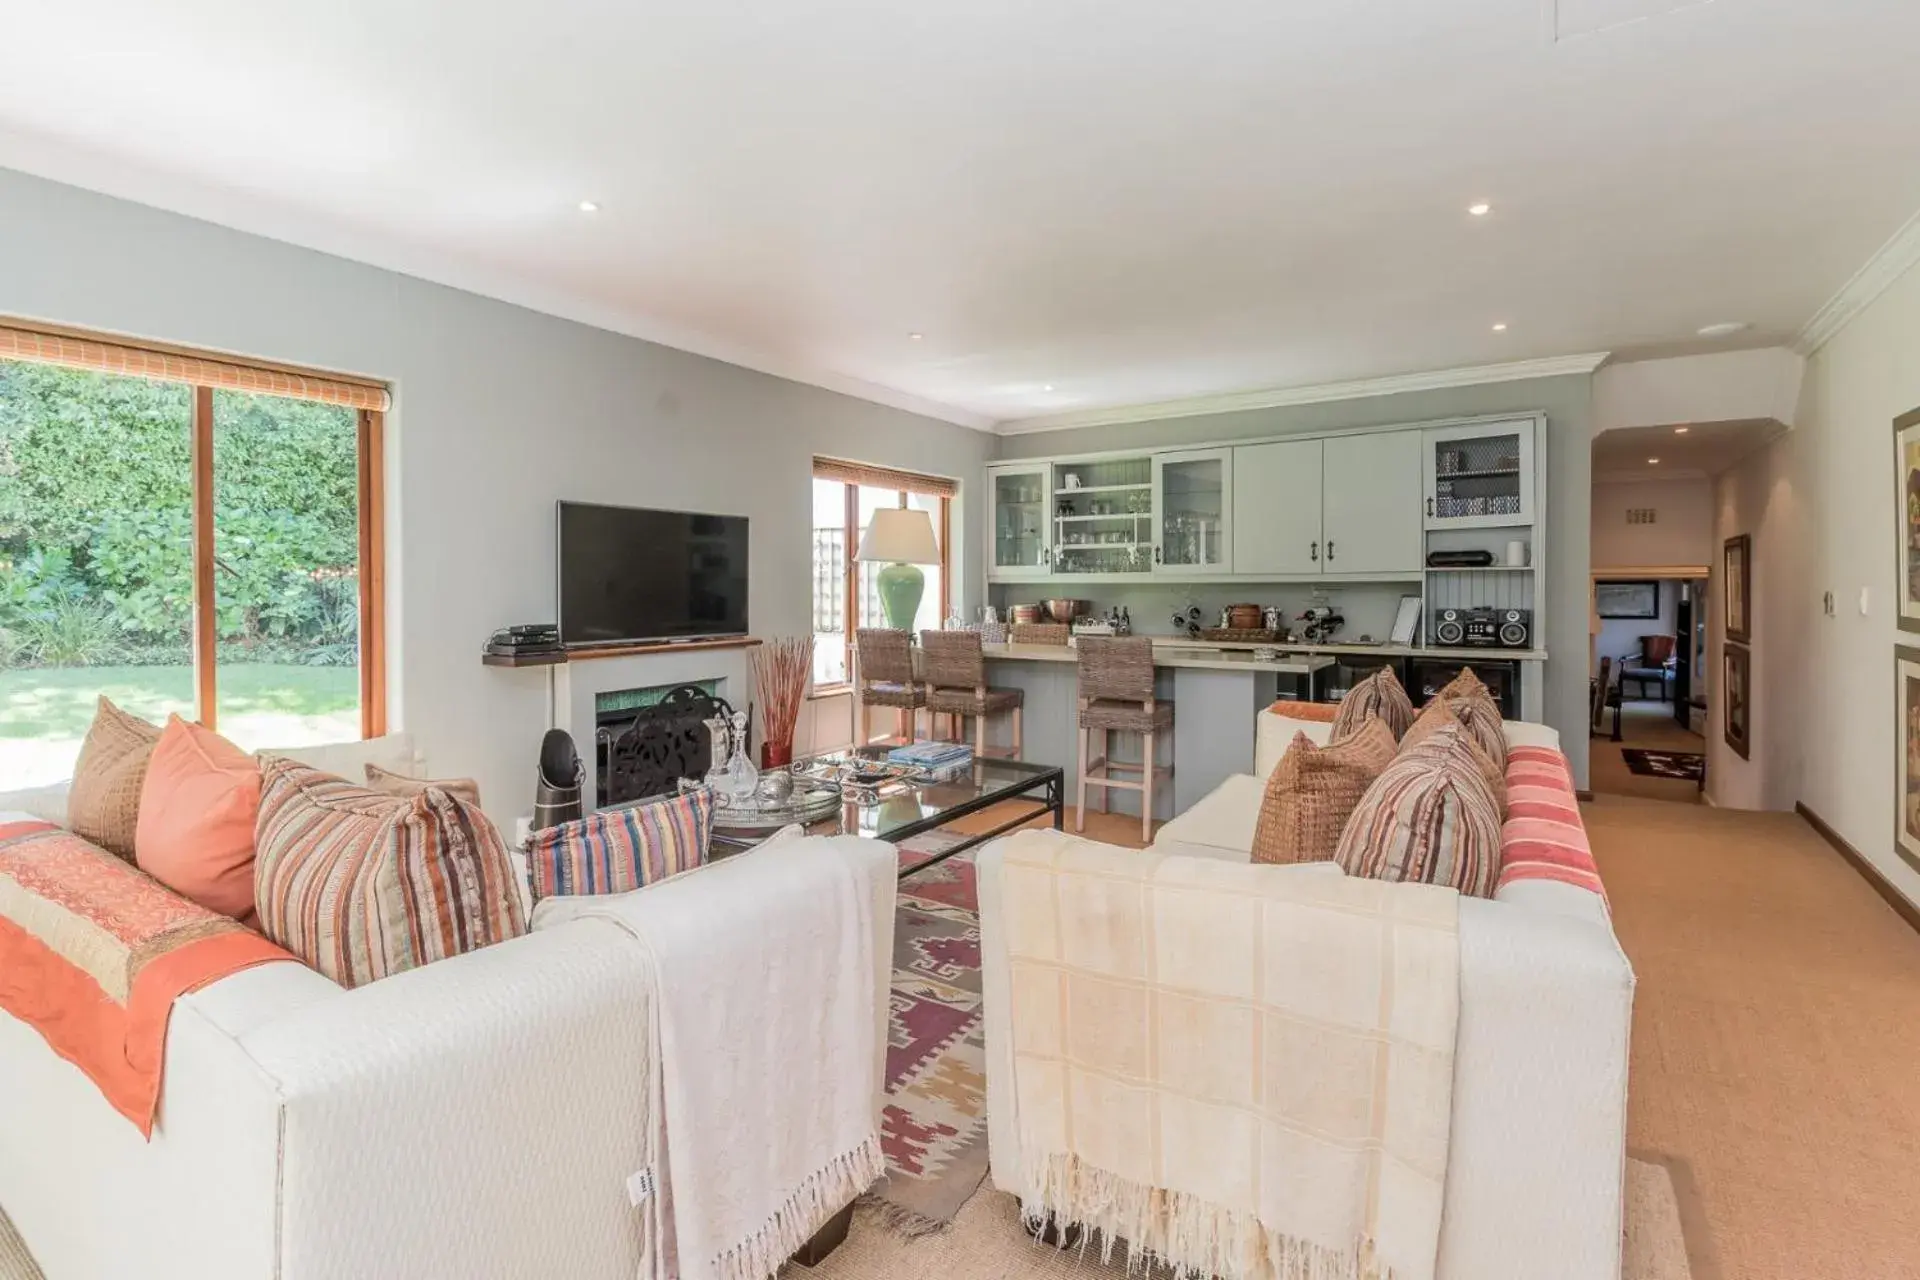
[1861,587,1872,617]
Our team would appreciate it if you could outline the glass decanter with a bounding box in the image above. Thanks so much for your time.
[703,714,735,802]
[720,709,760,805]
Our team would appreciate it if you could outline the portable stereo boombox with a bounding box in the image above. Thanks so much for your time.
[1432,607,1531,649]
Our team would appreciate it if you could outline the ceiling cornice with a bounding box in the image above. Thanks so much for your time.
[993,352,1612,435]
[1793,205,1920,356]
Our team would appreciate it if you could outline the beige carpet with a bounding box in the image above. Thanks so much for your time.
[796,1159,1692,1279]
[0,1165,1686,1280]
[1590,794,1920,1280]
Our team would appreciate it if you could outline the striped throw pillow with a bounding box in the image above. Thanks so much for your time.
[1330,667,1415,742]
[1335,724,1501,898]
[254,759,527,989]
[526,787,714,902]
[1402,697,1507,817]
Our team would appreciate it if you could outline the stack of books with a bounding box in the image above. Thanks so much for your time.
[888,741,974,774]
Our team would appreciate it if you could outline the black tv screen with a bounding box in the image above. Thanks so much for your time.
[557,501,749,646]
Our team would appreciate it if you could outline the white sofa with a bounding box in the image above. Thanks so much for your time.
[977,715,1635,1280]
[0,735,896,1280]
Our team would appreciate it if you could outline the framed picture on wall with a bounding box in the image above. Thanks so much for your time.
[1724,535,1752,643]
[1594,579,1660,619]
[1894,407,1920,635]
[1896,646,1920,873]
[1723,642,1751,760]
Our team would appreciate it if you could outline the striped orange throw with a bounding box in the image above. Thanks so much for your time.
[0,817,296,1136]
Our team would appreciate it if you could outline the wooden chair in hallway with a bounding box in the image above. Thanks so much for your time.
[921,629,1024,757]
[1620,634,1677,701]
[854,628,924,745]
[1075,636,1173,843]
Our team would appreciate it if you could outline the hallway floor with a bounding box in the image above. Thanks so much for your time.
[1592,699,1707,804]
[1590,795,1920,1280]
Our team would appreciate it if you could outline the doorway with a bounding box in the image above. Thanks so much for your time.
[1591,573,1708,803]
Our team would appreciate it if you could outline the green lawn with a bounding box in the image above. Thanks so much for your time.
[0,663,357,740]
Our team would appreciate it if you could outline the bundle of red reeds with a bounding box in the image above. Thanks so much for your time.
[752,635,814,767]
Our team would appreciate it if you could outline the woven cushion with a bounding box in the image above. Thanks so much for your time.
[254,758,527,988]
[1335,724,1501,898]
[927,685,1024,715]
[1438,668,1490,702]
[1401,698,1507,817]
[861,681,925,709]
[1079,697,1174,733]
[66,697,163,860]
[526,787,714,903]
[1251,716,1397,865]
[1330,668,1414,742]
[365,762,482,810]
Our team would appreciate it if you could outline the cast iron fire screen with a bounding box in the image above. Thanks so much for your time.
[596,685,737,807]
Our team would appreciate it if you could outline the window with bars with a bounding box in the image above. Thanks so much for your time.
[809,460,954,690]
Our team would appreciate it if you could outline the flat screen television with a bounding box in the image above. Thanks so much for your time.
[557,501,749,646]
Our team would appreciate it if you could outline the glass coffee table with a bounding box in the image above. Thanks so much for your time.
[710,747,1063,878]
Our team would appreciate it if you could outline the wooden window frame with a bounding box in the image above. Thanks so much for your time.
[812,474,951,696]
[3,333,388,740]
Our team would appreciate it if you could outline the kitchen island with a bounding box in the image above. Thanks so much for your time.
[976,643,1336,822]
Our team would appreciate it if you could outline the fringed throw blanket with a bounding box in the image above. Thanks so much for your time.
[0,817,296,1136]
[536,836,887,1280]
[996,832,1460,1280]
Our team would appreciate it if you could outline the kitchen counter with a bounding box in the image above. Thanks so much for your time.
[1147,637,1548,663]
[981,642,1336,676]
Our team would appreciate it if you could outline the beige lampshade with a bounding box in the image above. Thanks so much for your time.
[857,507,940,564]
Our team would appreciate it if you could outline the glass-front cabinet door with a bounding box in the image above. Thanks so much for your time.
[1422,420,1536,529]
[986,463,1053,579]
[1152,448,1233,573]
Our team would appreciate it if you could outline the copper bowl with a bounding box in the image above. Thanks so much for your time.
[1009,604,1043,625]
[1227,603,1264,631]
[1043,598,1092,624]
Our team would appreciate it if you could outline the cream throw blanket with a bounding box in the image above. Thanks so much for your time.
[536,835,886,1280]
[996,832,1459,1280]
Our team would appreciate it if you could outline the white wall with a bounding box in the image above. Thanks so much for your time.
[0,167,996,819]
[1754,254,1920,906]
[1591,477,1714,570]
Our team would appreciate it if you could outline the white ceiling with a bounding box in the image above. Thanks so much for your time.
[1,0,1918,431]
[1591,418,1789,480]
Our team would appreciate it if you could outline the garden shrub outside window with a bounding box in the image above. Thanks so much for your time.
[0,324,387,790]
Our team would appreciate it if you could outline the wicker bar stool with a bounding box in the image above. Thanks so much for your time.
[920,630,1025,758]
[1075,636,1173,842]
[854,628,925,745]
[1009,622,1070,646]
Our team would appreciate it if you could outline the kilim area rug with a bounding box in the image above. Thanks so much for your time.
[866,832,991,1232]
[1621,748,1706,782]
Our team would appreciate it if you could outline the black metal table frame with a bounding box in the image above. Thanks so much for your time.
[711,764,1064,878]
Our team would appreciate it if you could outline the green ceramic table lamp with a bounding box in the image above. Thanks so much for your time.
[856,507,941,630]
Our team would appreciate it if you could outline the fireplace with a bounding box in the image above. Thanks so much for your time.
[594,682,739,807]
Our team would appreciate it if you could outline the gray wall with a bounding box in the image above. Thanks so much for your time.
[996,374,1596,786]
[0,167,996,817]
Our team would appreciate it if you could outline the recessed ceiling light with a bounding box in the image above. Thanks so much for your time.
[1043,384,1056,392]
[1491,322,1508,332]
[1647,457,1661,465]
[577,200,600,213]
[908,332,923,341]
[1674,426,1690,435]
[1697,321,1749,337]
[1468,202,1492,217]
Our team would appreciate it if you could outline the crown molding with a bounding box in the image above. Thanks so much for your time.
[1793,206,1920,356]
[992,353,1612,435]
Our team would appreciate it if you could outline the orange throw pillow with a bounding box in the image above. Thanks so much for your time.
[1267,699,1339,722]
[135,717,264,925]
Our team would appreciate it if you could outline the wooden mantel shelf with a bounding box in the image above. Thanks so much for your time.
[481,636,763,668]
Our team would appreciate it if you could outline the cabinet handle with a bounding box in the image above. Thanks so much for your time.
[1153,545,1162,564]
[1426,497,1435,517]
[1327,540,1336,561]
[1310,540,1319,563]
